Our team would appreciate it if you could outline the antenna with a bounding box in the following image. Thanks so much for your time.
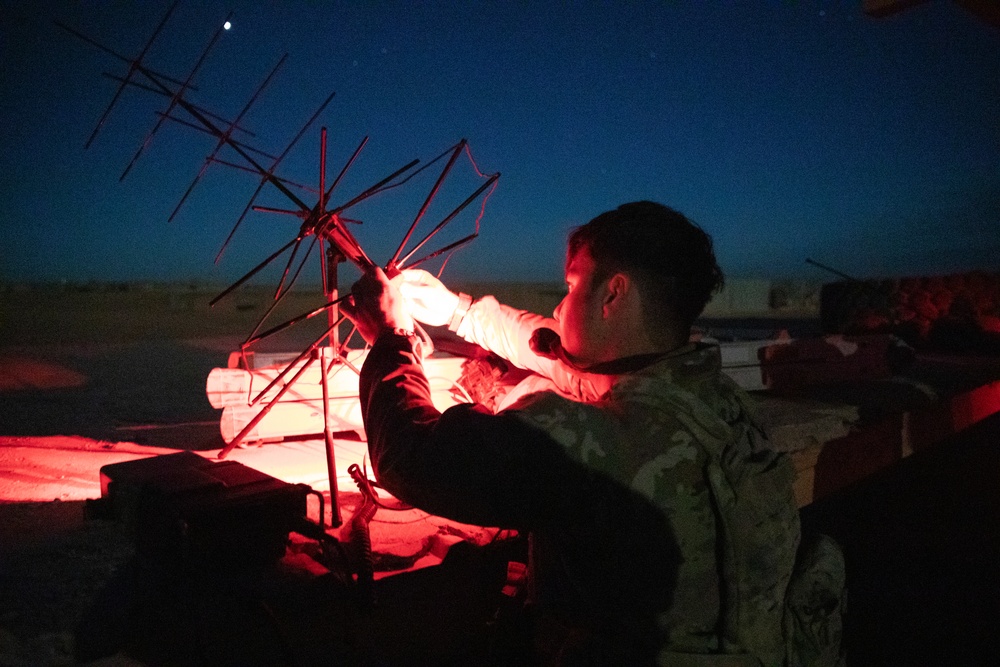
[58,3,500,527]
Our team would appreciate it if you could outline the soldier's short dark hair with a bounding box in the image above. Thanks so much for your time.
[568,201,724,330]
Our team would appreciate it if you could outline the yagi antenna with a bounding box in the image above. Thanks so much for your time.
[55,0,182,149]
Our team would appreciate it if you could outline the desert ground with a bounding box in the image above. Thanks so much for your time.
[2,280,998,665]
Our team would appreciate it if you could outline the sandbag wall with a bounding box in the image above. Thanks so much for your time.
[820,271,1000,352]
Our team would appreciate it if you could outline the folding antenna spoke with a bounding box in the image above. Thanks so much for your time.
[218,351,319,458]
[246,319,342,408]
[147,102,260,143]
[407,233,478,270]
[54,20,133,64]
[400,171,499,266]
[105,73,181,96]
[337,323,361,357]
[86,80,139,149]
[327,158,419,216]
[168,152,216,221]
[336,142,458,211]
[274,234,319,301]
[209,236,298,307]
[210,157,303,179]
[324,136,368,202]
[240,233,317,343]
[211,139,279,163]
[390,140,465,268]
[244,293,349,348]
[216,180,268,263]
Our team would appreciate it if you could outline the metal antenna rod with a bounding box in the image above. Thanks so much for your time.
[209,237,299,307]
[215,90,337,264]
[245,316,346,409]
[218,350,320,459]
[400,171,499,267]
[275,234,320,301]
[408,233,478,269]
[324,136,368,203]
[389,140,466,269]
[119,11,234,181]
[326,158,420,217]
[320,127,327,205]
[208,158,305,181]
[55,1,181,148]
[242,236,319,344]
[805,258,858,282]
[154,115,275,159]
[169,53,289,222]
[330,142,469,213]
[243,293,350,349]
[273,235,308,300]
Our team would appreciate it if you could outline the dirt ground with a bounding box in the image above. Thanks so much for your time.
[0,287,251,665]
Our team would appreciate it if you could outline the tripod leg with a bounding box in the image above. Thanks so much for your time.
[320,346,344,528]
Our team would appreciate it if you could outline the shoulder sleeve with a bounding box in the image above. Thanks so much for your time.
[454,295,604,401]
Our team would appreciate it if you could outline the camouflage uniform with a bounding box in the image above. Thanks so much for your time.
[359,297,802,665]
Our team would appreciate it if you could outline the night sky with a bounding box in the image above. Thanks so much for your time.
[2,1,998,287]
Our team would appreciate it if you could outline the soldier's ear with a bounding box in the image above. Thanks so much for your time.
[602,272,629,318]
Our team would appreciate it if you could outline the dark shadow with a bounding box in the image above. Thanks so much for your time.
[0,501,133,646]
[801,411,1000,665]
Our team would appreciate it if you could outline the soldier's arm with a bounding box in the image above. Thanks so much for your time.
[359,330,595,528]
[455,296,604,401]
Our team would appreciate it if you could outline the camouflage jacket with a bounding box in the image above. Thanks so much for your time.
[359,302,801,665]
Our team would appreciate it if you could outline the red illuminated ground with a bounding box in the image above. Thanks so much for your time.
[0,332,500,664]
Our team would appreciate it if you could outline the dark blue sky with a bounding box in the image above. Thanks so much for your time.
[2,1,998,286]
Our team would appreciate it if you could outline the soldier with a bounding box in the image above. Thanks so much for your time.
[341,201,803,665]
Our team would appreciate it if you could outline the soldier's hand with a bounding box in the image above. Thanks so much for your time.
[398,269,460,327]
[341,267,415,345]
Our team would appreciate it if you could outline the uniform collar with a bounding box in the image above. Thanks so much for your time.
[582,342,701,376]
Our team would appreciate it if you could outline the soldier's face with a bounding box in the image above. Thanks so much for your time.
[554,247,609,364]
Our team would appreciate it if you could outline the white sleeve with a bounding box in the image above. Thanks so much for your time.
[454,295,605,402]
